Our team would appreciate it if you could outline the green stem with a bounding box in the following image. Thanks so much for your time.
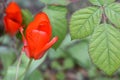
[101,6,107,23]
[15,51,23,80]
[18,59,33,80]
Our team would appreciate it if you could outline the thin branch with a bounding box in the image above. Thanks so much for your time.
[15,51,23,80]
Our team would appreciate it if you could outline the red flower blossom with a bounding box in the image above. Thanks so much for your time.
[4,1,22,36]
[20,12,58,60]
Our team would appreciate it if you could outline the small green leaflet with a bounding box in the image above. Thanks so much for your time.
[89,24,120,75]
[44,6,67,49]
[89,0,115,6]
[70,7,102,39]
[105,3,120,28]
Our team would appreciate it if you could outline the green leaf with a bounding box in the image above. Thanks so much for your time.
[17,9,33,39]
[0,47,15,70]
[63,58,74,69]
[105,3,120,28]
[70,7,102,39]
[22,9,33,27]
[20,53,47,76]
[89,24,120,75]
[40,0,70,5]
[51,61,62,71]
[28,70,43,80]
[48,48,66,59]
[44,6,67,49]
[68,40,91,68]
[89,0,115,6]
[27,54,47,75]
[4,66,24,80]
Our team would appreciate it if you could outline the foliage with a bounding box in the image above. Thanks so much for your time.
[44,6,67,49]
[1,0,120,80]
[70,0,120,76]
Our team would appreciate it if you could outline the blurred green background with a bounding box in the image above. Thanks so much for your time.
[0,0,120,80]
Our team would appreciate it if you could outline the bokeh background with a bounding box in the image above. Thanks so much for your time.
[0,0,120,80]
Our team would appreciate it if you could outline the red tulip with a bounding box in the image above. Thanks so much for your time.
[20,12,58,60]
[4,1,22,36]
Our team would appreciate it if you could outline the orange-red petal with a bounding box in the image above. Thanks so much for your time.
[26,30,49,58]
[4,1,22,36]
[6,13,22,24]
[34,12,50,23]
[4,16,20,36]
[34,36,58,60]
[34,12,52,37]
[23,12,58,60]
[5,2,22,24]
[6,2,21,14]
